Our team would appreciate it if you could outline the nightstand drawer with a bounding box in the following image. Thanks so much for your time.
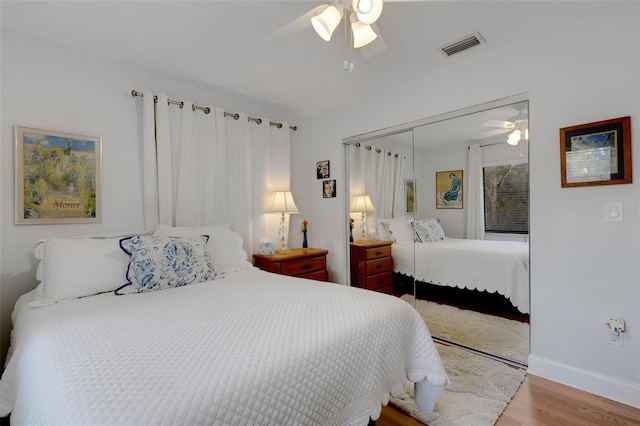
[365,257,393,275]
[253,248,329,282]
[365,272,393,292]
[299,269,330,282]
[281,256,326,276]
[365,246,391,260]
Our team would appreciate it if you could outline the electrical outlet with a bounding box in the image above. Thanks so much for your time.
[607,331,624,346]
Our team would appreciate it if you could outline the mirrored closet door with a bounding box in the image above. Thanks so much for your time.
[344,97,530,366]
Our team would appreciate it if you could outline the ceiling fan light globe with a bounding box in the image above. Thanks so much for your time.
[354,0,372,14]
[353,0,383,25]
[507,130,521,145]
[352,20,378,48]
[311,5,342,41]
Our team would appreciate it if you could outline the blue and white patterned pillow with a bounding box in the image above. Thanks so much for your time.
[412,219,446,243]
[116,235,218,294]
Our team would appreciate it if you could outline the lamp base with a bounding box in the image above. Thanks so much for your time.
[276,244,291,253]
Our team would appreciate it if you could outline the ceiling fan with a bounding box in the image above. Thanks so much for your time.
[265,0,401,69]
[473,118,529,145]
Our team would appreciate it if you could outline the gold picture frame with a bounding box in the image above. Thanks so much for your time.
[436,170,463,209]
[560,116,632,188]
[404,179,415,214]
[15,126,102,224]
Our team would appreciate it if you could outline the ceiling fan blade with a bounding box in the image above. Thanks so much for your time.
[482,119,516,129]
[359,23,386,58]
[263,5,324,44]
[472,128,510,140]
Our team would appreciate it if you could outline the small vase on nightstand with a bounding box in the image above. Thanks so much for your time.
[302,231,308,249]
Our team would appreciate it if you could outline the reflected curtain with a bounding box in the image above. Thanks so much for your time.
[466,144,485,240]
[141,91,291,254]
[348,144,405,219]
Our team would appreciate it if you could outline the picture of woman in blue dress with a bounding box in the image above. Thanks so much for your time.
[443,172,461,202]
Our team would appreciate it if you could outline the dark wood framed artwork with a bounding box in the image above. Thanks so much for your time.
[560,116,631,188]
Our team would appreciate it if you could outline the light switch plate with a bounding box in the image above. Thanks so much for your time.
[604,202,623,222]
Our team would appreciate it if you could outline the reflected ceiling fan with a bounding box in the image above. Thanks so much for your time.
[265,0,402,70]
[473,118,529,145]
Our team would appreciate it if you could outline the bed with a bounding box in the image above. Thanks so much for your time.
[0,225,450,425]
[379,218,529,315]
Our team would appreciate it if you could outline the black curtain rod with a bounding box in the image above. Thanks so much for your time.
[468,141,505,149]
[131,90,297,131]
[353,142,405,159]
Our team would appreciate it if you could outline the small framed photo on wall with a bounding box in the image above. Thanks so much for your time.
[322,179,336,198]
[317,160,330,179]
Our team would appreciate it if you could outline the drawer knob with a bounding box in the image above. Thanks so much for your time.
[375,251,383,255]
[376,264,384,269]
[377,278,383,284]
[301,263,312,270]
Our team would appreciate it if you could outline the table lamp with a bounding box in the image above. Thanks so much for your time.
[267,191,299,252]
[351,194,375,241]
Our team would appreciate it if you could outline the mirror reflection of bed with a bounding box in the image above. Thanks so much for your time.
[346,98,530,367]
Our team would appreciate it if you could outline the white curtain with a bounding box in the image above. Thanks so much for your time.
[466,144,485,240]
[348,144,405,219]
[141,92,291,254]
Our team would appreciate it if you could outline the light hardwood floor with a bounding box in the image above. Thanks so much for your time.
[378,374,640,426]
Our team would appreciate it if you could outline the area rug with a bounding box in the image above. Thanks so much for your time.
[400,294,529,365]
[390,342,526,426]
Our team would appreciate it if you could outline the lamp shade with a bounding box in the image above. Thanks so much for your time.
[311,5,342,41]
[351,195,375,212]
[352,0,383,25]
[351,20,378,48]
[267,191,299,214]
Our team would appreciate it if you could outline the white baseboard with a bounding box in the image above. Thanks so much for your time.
[528,354,640,409]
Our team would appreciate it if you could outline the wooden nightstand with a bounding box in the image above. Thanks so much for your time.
[350,240,393,294]
[253,248,329,282]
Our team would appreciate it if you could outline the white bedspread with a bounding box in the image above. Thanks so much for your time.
[393,238,529,314]
[1,269,449,425]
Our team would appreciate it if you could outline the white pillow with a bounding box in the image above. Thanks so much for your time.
[384,218,415,244]
[153,224,253,273]
[34,231,149,285]
[376,219,392,241]
[31,237,130,306]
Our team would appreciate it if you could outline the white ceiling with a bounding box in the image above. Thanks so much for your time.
[1,1,606,117]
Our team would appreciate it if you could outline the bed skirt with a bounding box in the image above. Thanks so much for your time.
[393,273,529,322]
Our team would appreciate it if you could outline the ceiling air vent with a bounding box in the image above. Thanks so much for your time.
[440,32,486,57]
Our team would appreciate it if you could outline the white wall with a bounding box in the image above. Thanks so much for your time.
[303,3,640,407]
[0,31,309,365]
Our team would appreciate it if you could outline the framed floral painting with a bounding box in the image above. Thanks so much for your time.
[15,126,101,224]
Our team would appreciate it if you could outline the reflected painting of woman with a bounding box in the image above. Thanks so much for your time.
[443,172,461,202]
